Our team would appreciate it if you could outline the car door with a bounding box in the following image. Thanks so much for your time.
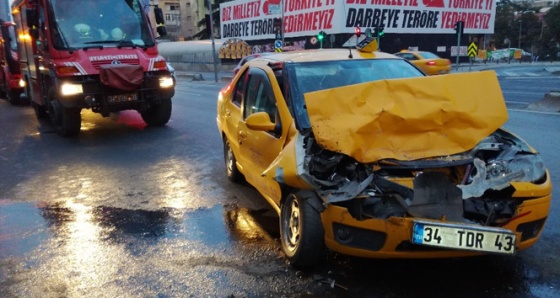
[236,67,285,203]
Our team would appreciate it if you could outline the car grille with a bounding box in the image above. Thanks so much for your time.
[91,59,140,70]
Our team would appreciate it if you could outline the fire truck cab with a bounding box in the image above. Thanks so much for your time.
[11,0,175,136]
[0,19,25,105]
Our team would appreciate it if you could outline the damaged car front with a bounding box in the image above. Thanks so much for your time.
[271,64,551,267]
[217,50,552,269]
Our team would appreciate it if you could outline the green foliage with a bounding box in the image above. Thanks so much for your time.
[545,5,560,42]
[492,1,559,59]
[194,0,232,40]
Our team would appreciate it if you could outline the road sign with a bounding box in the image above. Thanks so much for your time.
[451,46,468,56]
[468,42,478,58]
[275,40,282,49]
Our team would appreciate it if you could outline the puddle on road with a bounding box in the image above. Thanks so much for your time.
[0,200,278,259]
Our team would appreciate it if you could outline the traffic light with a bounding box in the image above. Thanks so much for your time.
[378,27,385,37]
[273,18,282,34]
[454,21,464,35]
[373,27,378,37]
[317,31,325,41]
[355,27,361,38]
[365,28,372,38]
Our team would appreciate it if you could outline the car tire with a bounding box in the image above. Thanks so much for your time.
[141,98,172,126]
[47,89,81,137]
[280,191,325,268]
[7,88,21,105]
[32,101,48,119]
[223,137,244,183]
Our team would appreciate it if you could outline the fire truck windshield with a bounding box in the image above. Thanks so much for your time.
[49,0,155,50]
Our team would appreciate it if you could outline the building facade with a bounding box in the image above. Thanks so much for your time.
[149,0,210,41]
[1,0,11,21]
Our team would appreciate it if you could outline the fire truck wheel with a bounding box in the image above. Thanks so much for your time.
[7,89,21,105]
[141,98,172,126]
[0,83,6,98]
[48,99,81,137]
[32,101,48,119]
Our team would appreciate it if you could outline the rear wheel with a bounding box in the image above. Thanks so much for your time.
[280,191,325,268]
[141,98,172,126]
[223,137,244,183]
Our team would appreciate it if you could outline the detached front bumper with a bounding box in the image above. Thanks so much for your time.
[321,175,552,259]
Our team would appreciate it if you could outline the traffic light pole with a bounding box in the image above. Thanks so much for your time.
[455,32,460,71]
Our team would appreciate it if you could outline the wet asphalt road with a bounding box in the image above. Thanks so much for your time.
[1,68,560,297]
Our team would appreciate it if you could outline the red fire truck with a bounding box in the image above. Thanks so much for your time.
[11,0,175,136]
[0,19,25,105]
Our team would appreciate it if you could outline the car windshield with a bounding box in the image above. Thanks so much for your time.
[48,0,155,50]
[286,58,424,130]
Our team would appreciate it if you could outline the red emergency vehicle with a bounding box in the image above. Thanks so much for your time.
[11,0,175,136]
[0,19,25,105]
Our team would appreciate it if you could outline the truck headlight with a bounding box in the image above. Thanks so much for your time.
[159,76,174,88]
[60,83,83,96]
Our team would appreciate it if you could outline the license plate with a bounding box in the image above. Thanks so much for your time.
[411,220,516,254]
[107,93,138,103]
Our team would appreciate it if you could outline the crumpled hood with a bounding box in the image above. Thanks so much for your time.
[303,71,508,163]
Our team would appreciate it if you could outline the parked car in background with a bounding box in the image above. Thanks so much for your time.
[217,44,551,268]
[393,50,451,75]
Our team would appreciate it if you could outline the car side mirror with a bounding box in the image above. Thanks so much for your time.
[246,112,275,131]
[154,7,165,25]
[26,8,39,28]
[29,27,39,40]
[156,25,167,37]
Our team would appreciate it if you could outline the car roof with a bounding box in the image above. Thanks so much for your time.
[246,49,401,63]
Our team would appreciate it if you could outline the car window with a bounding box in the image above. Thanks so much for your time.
[243,69,277,124]
[418,52,440,59]
[395,53,415,60]
[232,71,245,106]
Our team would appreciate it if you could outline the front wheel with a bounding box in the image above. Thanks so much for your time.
[280,191,325,268]
[7,88,21,105]
[48,98,81,137]
[141,98,172,126]
[223,137,244,183]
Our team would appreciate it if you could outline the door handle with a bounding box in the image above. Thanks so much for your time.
[238,130,247,142]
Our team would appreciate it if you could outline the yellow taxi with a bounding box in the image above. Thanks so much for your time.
[393,50,451,75]
[216,44,551,268]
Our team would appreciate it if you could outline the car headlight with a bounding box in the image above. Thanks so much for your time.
[60,82,83,96]
[159,76,174,88]
[487,154,546,182]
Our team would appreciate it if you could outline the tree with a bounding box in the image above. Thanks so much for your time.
[193,0,232,40]
[493,0,515,48]
[545,5,560,43]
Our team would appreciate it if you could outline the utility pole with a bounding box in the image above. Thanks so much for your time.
[281,0,284,46]
[207,0,218,82]
[518,20,522,49]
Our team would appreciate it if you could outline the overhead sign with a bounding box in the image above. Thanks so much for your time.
[220,0,497,41]
[468,42,478,58]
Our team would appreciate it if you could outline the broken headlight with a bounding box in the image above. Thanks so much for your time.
[487,154,546,183]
